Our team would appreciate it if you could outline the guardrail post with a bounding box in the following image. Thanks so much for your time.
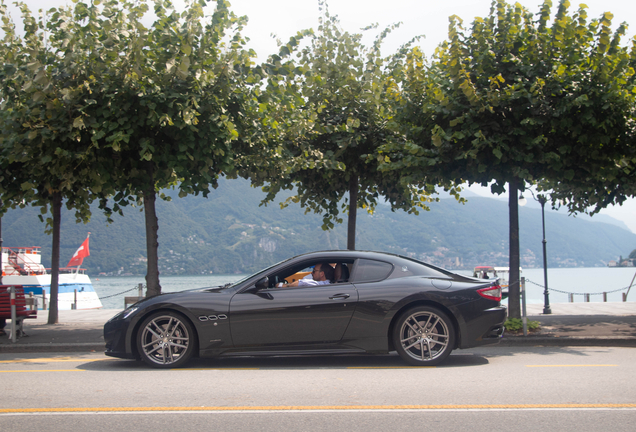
[585,293,590,302]
[28,292,37,310]
[71,289,77,310]
[124,284,146,308]
[10,286,16,343]
[603,292,607,302]
[569,293,574,303]
[43,288,47,310]
[521,277,527,336]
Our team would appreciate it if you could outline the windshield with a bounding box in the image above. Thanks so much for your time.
[219,256,294,290]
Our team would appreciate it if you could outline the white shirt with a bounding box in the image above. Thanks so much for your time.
[298,279,330,286]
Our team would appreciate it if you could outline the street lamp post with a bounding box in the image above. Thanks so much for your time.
[532,191,552,315]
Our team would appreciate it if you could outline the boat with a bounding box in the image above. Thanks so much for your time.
[1,237,102,310]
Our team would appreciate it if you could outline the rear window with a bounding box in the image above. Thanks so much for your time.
[387,259,450,279]
[353,259,393,283]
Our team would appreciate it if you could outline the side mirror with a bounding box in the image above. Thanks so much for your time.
[255,277,269,290]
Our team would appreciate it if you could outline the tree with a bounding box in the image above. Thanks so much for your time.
[80,0,260,297]
[249,1,447,251]
[2,0,263,299]
[1,0,119,323]
[377,0,635,318]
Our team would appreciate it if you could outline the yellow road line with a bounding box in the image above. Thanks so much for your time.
[526,365,619,368]
[178,367,431,370]
[0,357,108,364]
[0,369,85,373]
[2,404,636,414]
[346,366,435,369]
[176,368,260,371]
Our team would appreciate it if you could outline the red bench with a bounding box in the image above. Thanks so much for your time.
[0,285,38,339]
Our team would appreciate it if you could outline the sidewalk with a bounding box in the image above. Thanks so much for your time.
[0,309,118,353]
[499,302,636,346]
[0,303,635,353]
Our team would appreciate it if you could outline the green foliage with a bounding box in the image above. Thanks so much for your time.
[79,0,256,202]
[379,0,635,210]
[535,8,636,214]
[246,1,442,249]
[629,249,636,260]
[0,0,114,221]
[504,318,540,333]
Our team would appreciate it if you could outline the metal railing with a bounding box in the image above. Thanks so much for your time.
[525,274,635,302]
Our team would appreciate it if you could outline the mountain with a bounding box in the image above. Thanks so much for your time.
[2,178,635,275]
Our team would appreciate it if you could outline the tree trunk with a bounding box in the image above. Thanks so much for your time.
[47,192,62,325]
[508,179,521,319]
[144,164,162,297]
[347,174,358,250]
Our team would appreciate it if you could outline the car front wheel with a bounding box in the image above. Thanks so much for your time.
[137,311,196,368]
[393,306,455,366]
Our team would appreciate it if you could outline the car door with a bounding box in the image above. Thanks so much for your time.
[229,282,358,348]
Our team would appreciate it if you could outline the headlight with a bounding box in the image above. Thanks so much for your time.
[122,306,139,319]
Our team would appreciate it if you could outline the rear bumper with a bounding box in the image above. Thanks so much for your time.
[459,306,507,349]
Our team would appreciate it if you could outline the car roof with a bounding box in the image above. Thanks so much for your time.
[287,250,453,275]
[290,250,405,261]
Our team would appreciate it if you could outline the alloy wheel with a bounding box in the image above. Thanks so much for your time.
[139,313,193,367]
[396,308,453,365]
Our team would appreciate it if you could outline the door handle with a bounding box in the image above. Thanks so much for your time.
[329,293,350,300]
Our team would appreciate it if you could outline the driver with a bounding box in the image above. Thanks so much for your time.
[287,263,334,287]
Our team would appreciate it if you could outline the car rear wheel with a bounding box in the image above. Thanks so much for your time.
[137,311,196,368]
[393,306,455,366]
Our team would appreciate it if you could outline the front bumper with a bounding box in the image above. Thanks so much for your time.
[104,316,135,359]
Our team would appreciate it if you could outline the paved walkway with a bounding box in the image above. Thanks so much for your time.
[501,302,636,346]
[525,302,636,316]
[1,303,635,353]
[0,309,117,353]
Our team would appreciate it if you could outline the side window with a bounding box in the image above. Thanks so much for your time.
[353,259,393,283]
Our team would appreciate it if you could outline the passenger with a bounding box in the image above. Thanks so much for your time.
[288,263,334,287]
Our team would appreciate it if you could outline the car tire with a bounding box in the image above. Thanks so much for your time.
[137,311,196,368]
[393,306,455,366]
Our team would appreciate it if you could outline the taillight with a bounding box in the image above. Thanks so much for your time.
[478,285,502,301]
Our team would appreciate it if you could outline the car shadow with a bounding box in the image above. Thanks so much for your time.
[77,352,490,371]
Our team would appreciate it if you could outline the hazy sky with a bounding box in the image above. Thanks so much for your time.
[5,0,636,233]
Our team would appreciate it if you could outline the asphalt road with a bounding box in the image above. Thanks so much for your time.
[2,346,635,431]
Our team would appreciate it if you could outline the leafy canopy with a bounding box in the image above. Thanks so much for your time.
[249,1,445,242]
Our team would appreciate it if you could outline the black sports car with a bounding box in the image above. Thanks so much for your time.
[104,251,506,368]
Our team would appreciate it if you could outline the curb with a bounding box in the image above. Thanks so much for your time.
[498,336,636,347]
[0,343,106,353]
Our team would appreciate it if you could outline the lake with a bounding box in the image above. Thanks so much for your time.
[93,267,636,310]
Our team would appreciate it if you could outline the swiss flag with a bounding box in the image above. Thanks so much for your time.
[67,234,90,267]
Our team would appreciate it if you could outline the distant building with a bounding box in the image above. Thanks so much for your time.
[610,258,635,267]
